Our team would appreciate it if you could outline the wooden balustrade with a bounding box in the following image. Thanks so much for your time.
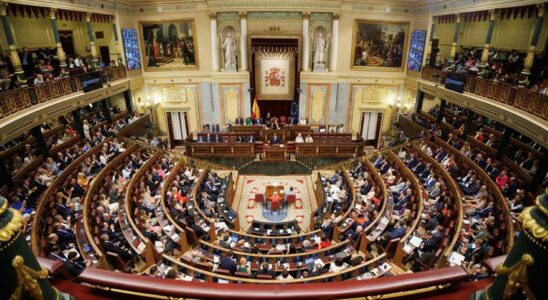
[0,66,127,120]
[421,66,548,120]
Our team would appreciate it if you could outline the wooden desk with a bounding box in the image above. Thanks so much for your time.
[265,185,285,201]
[263,144,287,161]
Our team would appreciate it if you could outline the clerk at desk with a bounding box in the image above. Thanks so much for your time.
[271,133,281,144]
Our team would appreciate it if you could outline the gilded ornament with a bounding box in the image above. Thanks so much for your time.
[0,205,24,243]
[495,254,536,300]
[9,255,49,300]
[519,206,548,243]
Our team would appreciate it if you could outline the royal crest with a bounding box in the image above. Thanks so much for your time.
[264,67,286,87]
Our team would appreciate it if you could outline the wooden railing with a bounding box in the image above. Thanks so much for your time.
[75,254,471,300]
[421,66,548,120]
[0,66,127,120]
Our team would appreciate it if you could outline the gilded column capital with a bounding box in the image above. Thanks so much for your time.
[0,197,24,246]
[332,13,339,20]
[519,195,548,244]
[538,3,545,18]
[488,9,496,21]
[239,11,247,19]
[455,13,461,23]
[302,11,310,19]
[112,14,116,23]
[49,8,57,20]
[0,2,7,16]
[209,12,217,19]
[86,12,92,22]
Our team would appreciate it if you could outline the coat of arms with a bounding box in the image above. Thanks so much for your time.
[264,67,285,87]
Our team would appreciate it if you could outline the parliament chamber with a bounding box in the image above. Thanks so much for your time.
[0,0,547,300]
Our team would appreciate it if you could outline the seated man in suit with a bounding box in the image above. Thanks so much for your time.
[255,262,276,278]
[255,117,263,125]
[219,235,232,249]
[271,133,280,144]
[218,251,237,275]
[248,135,255,143]
[63,251,87,276]
[100,234,133,261]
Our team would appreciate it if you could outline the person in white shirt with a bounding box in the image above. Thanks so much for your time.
[295,133,304,143]
[337,124,345,133]
[305,134,314,143]
[276,269,294,281]
[33,74,44,85]
[299,117,307,125]
[329,258,349,273]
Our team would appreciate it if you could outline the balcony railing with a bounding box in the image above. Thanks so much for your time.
[421,66,548,121]
[0,66,127,120]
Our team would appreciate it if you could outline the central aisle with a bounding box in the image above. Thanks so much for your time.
[232,175,317,232]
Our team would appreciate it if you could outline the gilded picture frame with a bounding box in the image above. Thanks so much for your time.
[138,19,199,71]
[351,20,409,71]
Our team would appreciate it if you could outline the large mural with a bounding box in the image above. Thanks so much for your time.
[352,20,409,70]
[139,20,198,71]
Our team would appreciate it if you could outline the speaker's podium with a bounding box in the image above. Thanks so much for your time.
[263,143,288,161]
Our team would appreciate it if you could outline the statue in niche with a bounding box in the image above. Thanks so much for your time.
[313,32,328,72]
[222,31,238,72]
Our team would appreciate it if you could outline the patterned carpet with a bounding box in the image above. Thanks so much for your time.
[233,175,313,232]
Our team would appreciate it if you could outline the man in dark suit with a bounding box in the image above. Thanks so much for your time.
[271,133,280,144]
[255,262,276,278]
[219,235,232,249]
[100,234,133,261]
[255,117,263,125]
[64,251,87,276]
[219,251,237,275]
[248,135,255,143]
[474,154,486,169]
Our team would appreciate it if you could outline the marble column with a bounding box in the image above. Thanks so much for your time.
[302,12,310,71]
[239,11,248,71]
[496,127,514,159]
[101,98,112,124]
[436,99,446,123]
[425,18,436,63]
[86,13,99,66]
[124,90,134,114]
[31,126,49,158]
[0,3,24,81]
[449,14,461,60]
[112,15,122,64]
[49,9,67,70]
[523,3,545,74]
[210,13,220,71]
[480,10,496,64]
[329,13,339,72]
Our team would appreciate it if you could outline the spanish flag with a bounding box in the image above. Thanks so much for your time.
[251,97,260,120]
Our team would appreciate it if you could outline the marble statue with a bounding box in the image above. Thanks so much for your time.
[313,33,328,72]
[222,32,238,71]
